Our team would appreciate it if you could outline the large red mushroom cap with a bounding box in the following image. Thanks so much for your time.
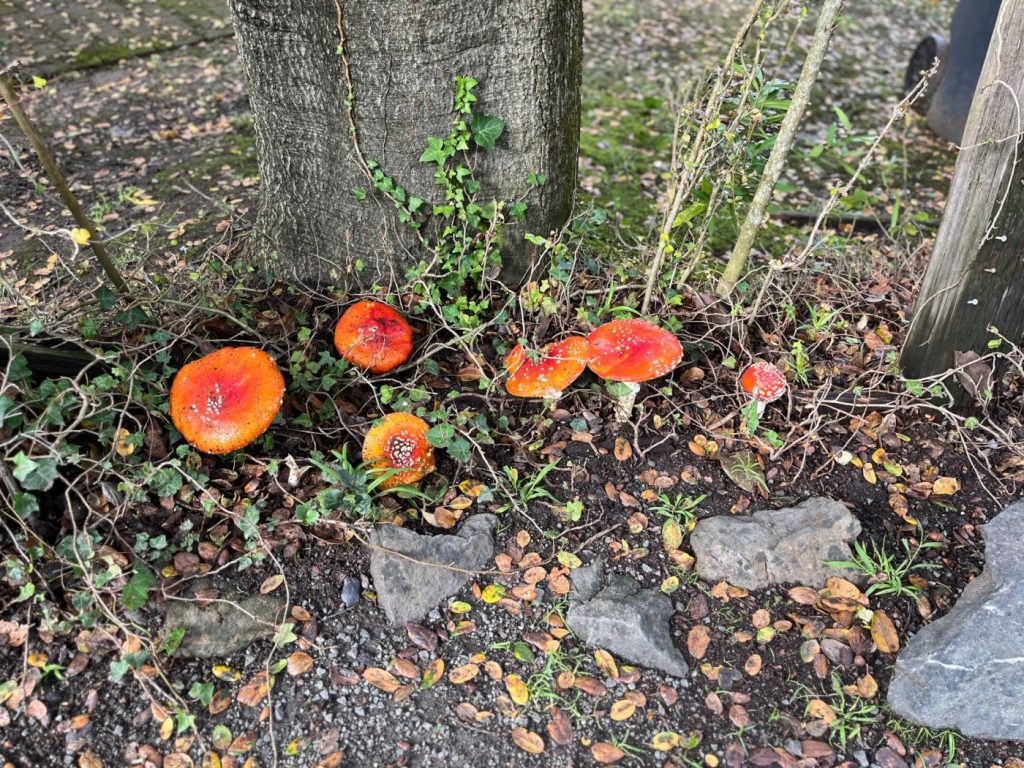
[739,361,787,402]
[505,336,590,398]
[334,301,413,374]
[361,412,436,490]
[586,319,683,383]
[170,347,285,455]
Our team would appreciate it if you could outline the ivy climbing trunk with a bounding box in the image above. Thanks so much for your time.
[229,0,582,287]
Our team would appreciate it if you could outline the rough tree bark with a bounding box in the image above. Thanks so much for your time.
[901,1,1024,379]
[229,0,582,287]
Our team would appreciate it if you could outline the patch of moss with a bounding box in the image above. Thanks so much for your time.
[578,85,675,241]
[74,42,147,68]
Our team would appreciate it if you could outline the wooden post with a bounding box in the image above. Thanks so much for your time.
[901,1,1024,380]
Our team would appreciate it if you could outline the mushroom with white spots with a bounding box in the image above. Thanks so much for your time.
[361,412,436,489]
[586,319,683,421]
[738,361,787,416]
[169,347,285,454]
[504,336,590,399]
[334,301,413,374]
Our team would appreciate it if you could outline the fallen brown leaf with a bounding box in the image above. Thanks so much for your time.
[511,727,545,754]
[591,742,626,764]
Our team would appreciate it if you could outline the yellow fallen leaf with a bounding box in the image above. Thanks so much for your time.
[362,667,400,693]
[932,476,960,495]
[481,584,505,603]
[505,674,529,705]
[71,228,91,245]
[609,699,635,721]
[115,428,135,457]
[421,658,444,689]
[448,663,480,684]
[862,463,877,484]
[871,610,900,654]
[652,731,680,751]
[594,649,618,680]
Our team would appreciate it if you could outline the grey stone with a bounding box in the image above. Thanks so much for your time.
[887,500,1024,740]
[163,580,285,658]
[369,514,498,627]
[566,559,688,678]
[690,497,862,590]
[341,576,361,609]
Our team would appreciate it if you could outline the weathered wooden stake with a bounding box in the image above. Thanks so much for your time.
[902,1,1024,380]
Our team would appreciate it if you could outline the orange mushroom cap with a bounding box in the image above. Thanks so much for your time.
[334,301,413,374]
[739,361,787,402]
[361,412,436,489]
[504,336,590,398]
[170,347,285,455]
[586,319,683,383]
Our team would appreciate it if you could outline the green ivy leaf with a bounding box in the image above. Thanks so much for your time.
[122,565,156,611]
[10,452,58,491]
[188,681,215,706]
[471,115,505,149]
[426,424,455,448]
[448,437,472,463]
[13,492,38,520]
[419,136,451,166]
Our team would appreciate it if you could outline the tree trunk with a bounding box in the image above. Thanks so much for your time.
[901,0,1024,380]
[229,0,582,287]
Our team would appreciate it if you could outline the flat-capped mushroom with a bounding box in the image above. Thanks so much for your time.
[361,412,436,489]
[739,361,787,416]
[170,347,285,455]
[587,319,683,421]
[505,336,590,398]
[334,301,413,374]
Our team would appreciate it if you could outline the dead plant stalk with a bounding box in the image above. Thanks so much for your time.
[715,0,846,299]
[640,0,766,315]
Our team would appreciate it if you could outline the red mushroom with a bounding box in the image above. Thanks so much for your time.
[738,361,787,416]
[170,347,285,455]
[587,319,683,421]
[505,336,590,398]
[334,301,413,374]
[361,412,436,489]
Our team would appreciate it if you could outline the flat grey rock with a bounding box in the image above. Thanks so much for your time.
[370,514,497,627]
[690,497,862,590]
[164,580,285,658]
[887,501,1024,741]
[566,559,688,678]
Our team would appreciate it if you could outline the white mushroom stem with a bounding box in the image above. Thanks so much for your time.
[613,381,641,423]
[755,399,767,417]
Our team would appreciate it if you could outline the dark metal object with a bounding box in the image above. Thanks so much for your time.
[907,0,1003,143]
[905,33,947,115]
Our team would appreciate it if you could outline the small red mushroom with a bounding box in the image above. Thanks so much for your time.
[334,301,413,374]
[738,361,787,416]
[361,412,436,489]
[170,347,285,454]
[587,319,683,421]
[505,336,590,398]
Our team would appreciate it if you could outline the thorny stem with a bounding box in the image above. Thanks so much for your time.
[0,72,130,294]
